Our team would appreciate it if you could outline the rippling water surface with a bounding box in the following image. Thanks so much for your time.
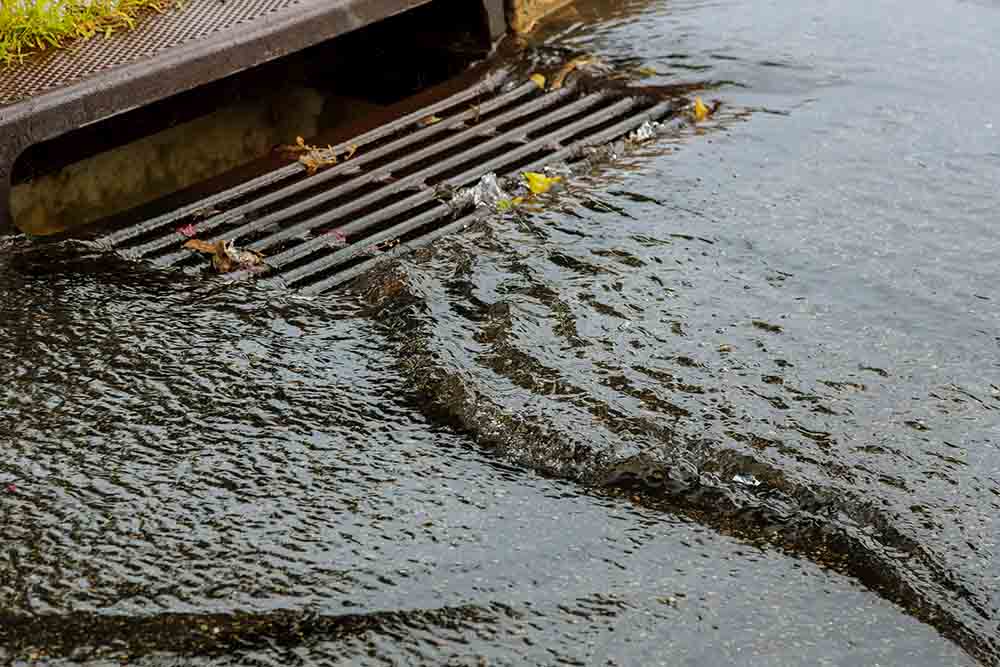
[2,0,998,664]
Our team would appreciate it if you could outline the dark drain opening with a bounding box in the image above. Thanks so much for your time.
[8,0,496,237]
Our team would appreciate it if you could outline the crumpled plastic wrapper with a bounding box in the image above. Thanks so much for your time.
[450,172,513,211]
[627,120,664,143]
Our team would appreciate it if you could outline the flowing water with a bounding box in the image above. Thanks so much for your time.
[2,0,998,664]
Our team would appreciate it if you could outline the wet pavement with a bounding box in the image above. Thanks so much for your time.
[1,0,998,664]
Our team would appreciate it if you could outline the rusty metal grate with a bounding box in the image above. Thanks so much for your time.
[96,74,678,294]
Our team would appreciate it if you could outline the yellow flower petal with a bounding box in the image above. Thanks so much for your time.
[530,73,547,90]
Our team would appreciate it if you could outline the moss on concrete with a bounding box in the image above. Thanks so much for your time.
[0,0,177,65]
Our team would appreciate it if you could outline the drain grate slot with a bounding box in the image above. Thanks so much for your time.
[96,73,680,293]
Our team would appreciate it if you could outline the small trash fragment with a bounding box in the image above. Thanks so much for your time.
[4,483,15,494]
[529,73,547,89]
[732,474,761,487]
[176,223,197,238]
[183,239,266,274]
[522,171,563,195]
[473,173,510,208]
[627,120,663,143]
[344,145,358,160]
[451,172,512,211]
[325,229,349,247]
[418,115,443,127]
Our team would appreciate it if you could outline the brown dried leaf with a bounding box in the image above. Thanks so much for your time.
[183,239,217,254]
[551,56,597,90]
[184,239,266,273]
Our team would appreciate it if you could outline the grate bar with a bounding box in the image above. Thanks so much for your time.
[259,203,455,289]
[96,73,684,294]
[169,89,610,266]
[299,209,487,295]
[102,69,513,249]
[149,85,588,267]
[264,96,640,274]
[294,98,677,294]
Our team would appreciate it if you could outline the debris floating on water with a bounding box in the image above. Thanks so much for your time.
[733,474,762,487]
[451,172,514,212]
[551,55,598,90]
[183,239,266,274]
[522,171,563,195]
[693,96,711,122]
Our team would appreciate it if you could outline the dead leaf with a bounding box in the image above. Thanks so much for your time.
[523,171,563,195]
[215,240,265,273]
[551,56,596,90]
[183,239,265,273]
[692,97,711,122]
[278,136,350,173]
[183,239,217,254]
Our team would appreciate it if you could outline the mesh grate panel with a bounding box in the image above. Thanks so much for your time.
[0,0,304,106]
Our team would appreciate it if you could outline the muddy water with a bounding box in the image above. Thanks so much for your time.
[1,0,998,664]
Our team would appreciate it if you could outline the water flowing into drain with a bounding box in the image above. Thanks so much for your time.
[95,73,681,292]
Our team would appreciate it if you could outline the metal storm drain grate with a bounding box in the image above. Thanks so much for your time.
[96,71,680,294]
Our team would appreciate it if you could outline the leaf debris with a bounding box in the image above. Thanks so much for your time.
[183,239,266,274]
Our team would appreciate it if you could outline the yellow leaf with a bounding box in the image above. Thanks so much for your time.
[529,73,546,89]
[523,171,563,195]
[693,97,710,122]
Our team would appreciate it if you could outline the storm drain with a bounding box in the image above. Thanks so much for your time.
[96,71,678,294]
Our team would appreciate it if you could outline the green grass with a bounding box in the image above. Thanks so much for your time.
[0,0,177,65]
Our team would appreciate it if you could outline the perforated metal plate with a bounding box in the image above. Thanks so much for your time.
[0,0,306,106]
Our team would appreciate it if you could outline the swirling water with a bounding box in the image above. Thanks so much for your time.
[2,0,998,664]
